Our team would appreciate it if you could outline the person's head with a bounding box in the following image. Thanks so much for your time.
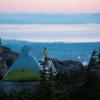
[44,48,46,50]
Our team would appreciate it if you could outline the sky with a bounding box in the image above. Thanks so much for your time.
[0,0,100,13]
[0,0,100,42]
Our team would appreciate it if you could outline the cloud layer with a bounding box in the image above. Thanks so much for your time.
[0,24,100,42]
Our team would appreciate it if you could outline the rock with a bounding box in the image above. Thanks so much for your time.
[52,59,83,73]
[0,45,19,77]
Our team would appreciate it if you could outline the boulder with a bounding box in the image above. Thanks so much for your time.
[52,59,83,73]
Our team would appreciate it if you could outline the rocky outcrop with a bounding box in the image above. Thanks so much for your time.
[0,46,19,78]
[52,59,83,73]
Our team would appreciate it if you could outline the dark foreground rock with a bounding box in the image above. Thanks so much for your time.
[0,81,39,94]
[0,70,100,100]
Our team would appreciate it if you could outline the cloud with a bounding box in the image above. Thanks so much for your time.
[0,13,100,24]
[0,24,100,42]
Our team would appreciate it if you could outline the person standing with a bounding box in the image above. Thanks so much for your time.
[43,48,49,61]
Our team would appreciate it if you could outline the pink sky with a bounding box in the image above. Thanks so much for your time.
[0,0,100,13]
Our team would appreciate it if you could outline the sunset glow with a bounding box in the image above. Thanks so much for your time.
[0,0,100,13]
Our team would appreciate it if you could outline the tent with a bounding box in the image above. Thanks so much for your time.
[3,46,41,81]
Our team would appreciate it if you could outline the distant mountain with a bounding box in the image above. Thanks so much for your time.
[2,40,100,64]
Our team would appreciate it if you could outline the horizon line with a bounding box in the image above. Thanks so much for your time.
[3,39,100,44]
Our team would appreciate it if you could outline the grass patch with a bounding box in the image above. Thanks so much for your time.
[3,71,40,81]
